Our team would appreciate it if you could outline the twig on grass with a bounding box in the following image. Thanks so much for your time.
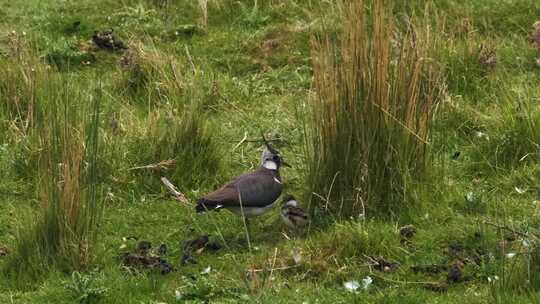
[160,177,190,205]
[369,273,440,286]
[248,265,299,273]
[128,159,176,171]
[268,247,279,286]
[228,137,288,144]
[233,132,248,151]
[185,45,196,74]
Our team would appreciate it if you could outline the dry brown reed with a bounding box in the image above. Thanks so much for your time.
[306,0,443,218]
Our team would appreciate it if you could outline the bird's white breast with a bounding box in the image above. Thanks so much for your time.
[227,200,277,217]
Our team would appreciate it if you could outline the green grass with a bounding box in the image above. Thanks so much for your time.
[1,72,104,288]
[305,0,443,218]
[1,0,540,303]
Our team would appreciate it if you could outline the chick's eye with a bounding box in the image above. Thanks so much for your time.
[273,155,280,161]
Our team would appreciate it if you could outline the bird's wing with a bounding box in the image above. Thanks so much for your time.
[200,181,239,205]
[202,169,282,208]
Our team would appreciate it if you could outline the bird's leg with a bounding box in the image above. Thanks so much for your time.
[244,217,252,249]
[237,190,251,249]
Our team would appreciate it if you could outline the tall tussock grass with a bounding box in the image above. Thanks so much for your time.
[0,36,50,180]
[2,75,103,287]
[114,41,222,194]
[0,32,46,135]
[128,99,222,193]
[306,0,443,218]
[118,42,189,105]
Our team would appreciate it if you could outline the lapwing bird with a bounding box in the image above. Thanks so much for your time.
[195,136,289,218]
[280,195,308,230]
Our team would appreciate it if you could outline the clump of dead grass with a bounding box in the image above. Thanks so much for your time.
[0,32,48,136]
[305,0,443,218]
[2,75,104,288]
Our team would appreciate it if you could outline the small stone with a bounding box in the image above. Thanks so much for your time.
[514,186,526,194]
[343,280,360,292]
[175,290,182,300]
[201,266,211,275]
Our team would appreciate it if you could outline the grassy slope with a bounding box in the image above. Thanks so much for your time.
[1,0,539,303]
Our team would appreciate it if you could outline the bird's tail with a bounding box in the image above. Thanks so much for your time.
[195,199,221,213]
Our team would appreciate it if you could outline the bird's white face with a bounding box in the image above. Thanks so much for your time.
[261,147,273,163]
[261,147,281,170]
[263,160,278,170]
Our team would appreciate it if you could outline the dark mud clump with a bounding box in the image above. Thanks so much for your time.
[181,235,221,265]
[446,260,465,283]
[92,29,127,51]
[399,224,416,245]
[120,240,174,275]
[368,256,400,272]
[411,264,448,274]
